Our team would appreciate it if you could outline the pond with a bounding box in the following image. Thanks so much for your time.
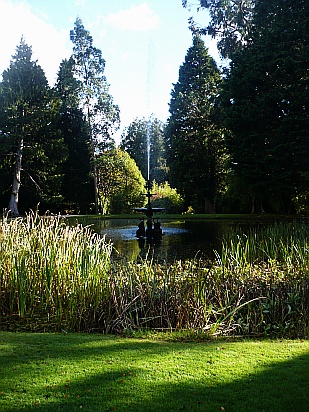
[69,216,255,262]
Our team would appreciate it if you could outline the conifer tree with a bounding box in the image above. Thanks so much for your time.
[166,36,227,213]
[70,18,120,214]
[55,57,93,213]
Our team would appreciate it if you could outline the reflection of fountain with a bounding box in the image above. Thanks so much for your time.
[134,180,164,244]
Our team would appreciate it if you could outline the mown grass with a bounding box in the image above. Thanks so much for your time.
[0,213,309,337]
[0,332,308,412]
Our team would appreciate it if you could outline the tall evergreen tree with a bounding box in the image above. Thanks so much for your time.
[166,36,227,213]
[70,18,120,214]
[120,116,168,184]
[0,38,66,215]
[55,57,93,213]
[222,0,309,213]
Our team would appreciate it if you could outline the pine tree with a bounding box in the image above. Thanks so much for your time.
[166,36,227,213]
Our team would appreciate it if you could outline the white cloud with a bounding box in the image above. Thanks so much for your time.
[0,0,70,85]
[105,3,160,31]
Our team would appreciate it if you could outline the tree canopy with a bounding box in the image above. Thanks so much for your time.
[55,57,93,214]
[182,0,255,59]
[0,3,308,216]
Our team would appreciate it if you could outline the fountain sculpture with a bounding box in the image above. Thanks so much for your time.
[135,180,164,243]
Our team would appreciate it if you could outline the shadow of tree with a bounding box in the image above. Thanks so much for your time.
[0,333,308,412]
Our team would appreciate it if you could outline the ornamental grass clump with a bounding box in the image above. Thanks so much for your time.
[0,212,113,331]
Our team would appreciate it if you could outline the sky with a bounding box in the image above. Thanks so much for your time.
[0,0,220,143]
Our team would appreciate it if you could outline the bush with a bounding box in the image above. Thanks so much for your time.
[150,181,184,213]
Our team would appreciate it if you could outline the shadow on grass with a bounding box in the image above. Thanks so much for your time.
[0,333,308,412]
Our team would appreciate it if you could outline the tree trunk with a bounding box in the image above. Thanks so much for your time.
[8,137,23,216]
[251,195,255,214]
[203,197,216,214]
[89,131,99,215]
[251,195,265,214]
[87,104,100,215]
[93,159,99,214]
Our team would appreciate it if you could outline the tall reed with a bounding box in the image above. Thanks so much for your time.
[1,216,308,337]
[0,212,112,330]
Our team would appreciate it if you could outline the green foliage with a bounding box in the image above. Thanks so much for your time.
[222,0,309,213]
[96,148,145,214]
[183,0,255,59]
[55,58,93,214]
[166,36,228,213]
[70,17,120,213]
[150,181,184,213]
[0,211,112,328]
[0,38,67,214]
[70,17,120,149]
[120,116,168,183]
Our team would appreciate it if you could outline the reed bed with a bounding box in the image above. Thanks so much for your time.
[0,215,308,337]
[0,212,113,331]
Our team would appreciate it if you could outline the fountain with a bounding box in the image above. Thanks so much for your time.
[134,53,164,243]
[133,122,164,242]
[135,179,164,243]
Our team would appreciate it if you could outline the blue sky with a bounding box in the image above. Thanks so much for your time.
[0,0,219,142]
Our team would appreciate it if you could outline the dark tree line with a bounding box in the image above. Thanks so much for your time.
[1,1,308,215]
[222,0,309,213]
[0,19,121,215]
[175,0,309,213]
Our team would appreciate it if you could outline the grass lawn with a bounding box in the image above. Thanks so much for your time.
[0,332,308,412]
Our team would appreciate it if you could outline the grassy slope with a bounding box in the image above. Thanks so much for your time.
[0,332,308,412]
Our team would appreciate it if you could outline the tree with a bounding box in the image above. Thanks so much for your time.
[0,38,66,215]
[222,0,309,213]
[70,17,120,214]
[96,148,145,214]
[120,116,168,184]
[166,36,227,213]
[55,57,93,213]
[182,0,255,59]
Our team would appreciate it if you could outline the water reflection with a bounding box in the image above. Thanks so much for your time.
[68,216,235,262]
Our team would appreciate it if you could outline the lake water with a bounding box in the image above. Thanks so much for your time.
[71,217,252,262]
